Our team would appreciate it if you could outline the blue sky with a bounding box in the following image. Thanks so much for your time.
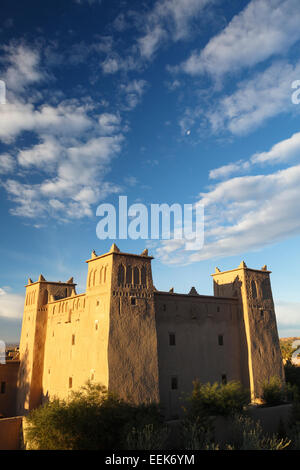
[1,0,300,342]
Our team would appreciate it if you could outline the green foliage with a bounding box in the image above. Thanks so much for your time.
[125,423,168,450]
[185,380,250,419]
[284,361,300,395]
[180,416,216,450]
[280,339,296,362]
[287,422,300,449]
[25,379,299,451]
[228,414,291,450]
[25,381,164,450]
[261,376,286,406]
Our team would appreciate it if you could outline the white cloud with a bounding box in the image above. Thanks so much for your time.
[138,25,167,60]
[209,161,250,180]
[180,0,300,77]
[101,0,213,72]
[101,54,140,75]
[275,300,300,336]
[120,79,148,109]
[251,131,300,165]
[124,176,138,187]
[0,41,125,221]
[4,133,123,220]
[275,300,300,328]
[207,60,300,135]
[155,163,300,265]
[0,288,24,319]
[138,0,212,60]
[0,153,15,174]
[209,130,300,181]
[98,112,121,134]
[0,99,93,144]
[2,43,46,94]
[17,136,63,169]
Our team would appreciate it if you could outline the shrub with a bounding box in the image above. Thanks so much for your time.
[125,423,168,450]
[25,381,164,450]
[261,376,286,406]
[228,414,291,450]
[284,361,300,395]
[180,416,216,450]
[185,380,250,419]
[280,339,296,363]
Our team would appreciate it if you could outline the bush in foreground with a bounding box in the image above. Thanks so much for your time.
[24,382,164,450]
[185,380,250,419]
[261,376,287,406]
[228,414,291,450]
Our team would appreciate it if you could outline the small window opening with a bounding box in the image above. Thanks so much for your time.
[169,333,176,346]
[131,297,136,305]
[1,382,6,394]
[72,334,75,345]
[218,334,224,346]
[171,376,178,390]
[221,374,227,385]
[69,377,73,389]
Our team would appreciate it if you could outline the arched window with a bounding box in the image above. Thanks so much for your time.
[126,265,132,285]
[103,266,107,283]
[133,267,140,285]
[99,266,103,284]
[118,264,125,286]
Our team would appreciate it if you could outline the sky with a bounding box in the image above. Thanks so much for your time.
[1,0,300,342]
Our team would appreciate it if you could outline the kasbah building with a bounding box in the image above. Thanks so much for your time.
[0,243,284,420]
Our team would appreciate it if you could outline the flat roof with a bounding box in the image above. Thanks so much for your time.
[86,251,153,263]
[211,267,271,276]
[154,291,238,301]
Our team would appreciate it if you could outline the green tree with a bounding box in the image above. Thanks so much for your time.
[24,382,164,450]
[280,339,297,362]
[228,414,290,450]
[261,376,286,406]
[185,380,250,419]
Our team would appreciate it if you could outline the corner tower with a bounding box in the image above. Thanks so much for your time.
[17,276,76,414]
[107,245,160,404]
[212,262,284,400]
